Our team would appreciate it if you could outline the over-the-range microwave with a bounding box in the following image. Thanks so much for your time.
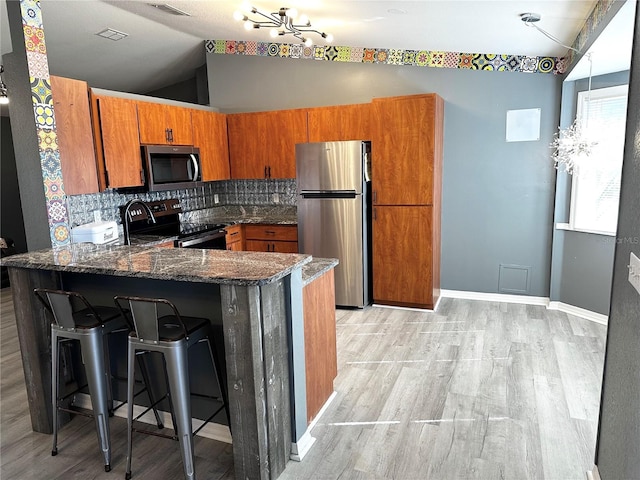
[142,145,203,191]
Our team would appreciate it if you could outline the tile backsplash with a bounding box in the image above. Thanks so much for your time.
[67,179,297,227]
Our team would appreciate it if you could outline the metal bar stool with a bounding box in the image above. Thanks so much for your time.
[114,295,230,480]
[34,288,163,473]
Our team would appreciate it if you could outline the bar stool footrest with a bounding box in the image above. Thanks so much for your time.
[57,405,94,419]
[132,426,177,441]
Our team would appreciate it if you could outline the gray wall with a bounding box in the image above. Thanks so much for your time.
[595,6,640,476]
[550,71,629,315]
[0,116,27,253]
[208,53,561,296]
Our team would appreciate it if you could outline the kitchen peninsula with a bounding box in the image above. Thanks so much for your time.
[3,244,336,480]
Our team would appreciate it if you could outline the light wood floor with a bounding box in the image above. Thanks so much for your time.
[1,288,606,479]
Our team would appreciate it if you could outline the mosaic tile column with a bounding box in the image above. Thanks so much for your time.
[20,0,70,246]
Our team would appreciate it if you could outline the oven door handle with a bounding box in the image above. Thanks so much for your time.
[175,230,225,248]
[190,154,200,182]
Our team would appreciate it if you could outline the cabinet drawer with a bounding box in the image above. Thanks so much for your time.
[246,240,299,253]
[244,224,298,242]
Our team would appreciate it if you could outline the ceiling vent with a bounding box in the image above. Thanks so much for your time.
[95,28,129,41]
[149,3,191,16]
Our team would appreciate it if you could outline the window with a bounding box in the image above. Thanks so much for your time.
[570,84,628,234]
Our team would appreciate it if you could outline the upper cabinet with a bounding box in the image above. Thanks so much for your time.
[371,94,444,206]
[91,94,144,189]
[191,110,230,181]
[137,102,193,146]
[227,109,308,179]
[308,103,371,143]
[50,76,99,195]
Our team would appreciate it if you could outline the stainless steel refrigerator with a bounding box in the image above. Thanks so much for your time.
[296,140,371,308]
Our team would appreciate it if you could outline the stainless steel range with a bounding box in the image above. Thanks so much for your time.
[119,198,227,249]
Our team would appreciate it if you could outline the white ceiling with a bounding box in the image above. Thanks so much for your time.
[0,0,634,95]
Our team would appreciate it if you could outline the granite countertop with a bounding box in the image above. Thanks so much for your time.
[181,205,297,227]
[128,234,178,247]
[1,243,312,286]
[302,258,339,287]
[215,214,297,226]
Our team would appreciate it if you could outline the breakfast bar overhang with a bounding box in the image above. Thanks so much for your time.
[3,244,317,480]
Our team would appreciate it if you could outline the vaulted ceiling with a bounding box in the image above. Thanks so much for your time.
[0,0,634,94]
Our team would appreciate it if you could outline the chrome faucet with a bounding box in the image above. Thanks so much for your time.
[122,199,156,246]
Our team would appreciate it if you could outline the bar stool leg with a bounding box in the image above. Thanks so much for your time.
[79,331,112,472]
[202,335,231,428]
[164,345,196,480]
[125,342,137,480]
[135,353,164,429]
[51,330,59,457]
[103,335,115,417]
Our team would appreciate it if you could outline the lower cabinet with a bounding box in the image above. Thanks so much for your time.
[302,268,337,424]
[245,240,299,253]
[373,205,437,309]
[154,241,175,248]
[225,224,244,251]
[244,225,298,253]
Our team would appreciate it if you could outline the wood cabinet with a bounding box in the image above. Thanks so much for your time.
[225,224,244,251]
[154,240,175,248]
[227,109,308,179]
[371,94,443,206]
[307,103,371,142]
[245,240,299,253]
[50,76,99,195]
[191,110,230,181]
[90,94,144,190]
[373,206,434,308]
[371,94,444,309]
[137,102,193,145]
[302,268,337,424]
[244,224,298,253]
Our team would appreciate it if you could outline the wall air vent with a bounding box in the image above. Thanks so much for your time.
[95,28,129,41]
[149,3,191,16]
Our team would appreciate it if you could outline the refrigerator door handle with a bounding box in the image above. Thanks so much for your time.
[300,190,358,199]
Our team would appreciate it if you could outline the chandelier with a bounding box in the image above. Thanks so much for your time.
[233,5,333,47]
[550,120,597,175]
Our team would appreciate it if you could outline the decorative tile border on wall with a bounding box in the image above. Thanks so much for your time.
[20,0,71,246]
[206,39,566,75]
[567,0,616,68]
[66,179,298,228]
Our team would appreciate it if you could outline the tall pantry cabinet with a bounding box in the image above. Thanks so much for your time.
[371,94,444,309]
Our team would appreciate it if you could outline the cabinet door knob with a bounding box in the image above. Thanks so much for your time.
[268,166,271,178]
[264,166,268,178]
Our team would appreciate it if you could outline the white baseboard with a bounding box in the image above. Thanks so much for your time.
[440,290,608,325]
[587,465,601,480]
[548,301,608,325]
[440,289,550,306]
[373,304,435,312]
[74,393,232,444]
[290,430,316,462]
[290,391,337,462]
